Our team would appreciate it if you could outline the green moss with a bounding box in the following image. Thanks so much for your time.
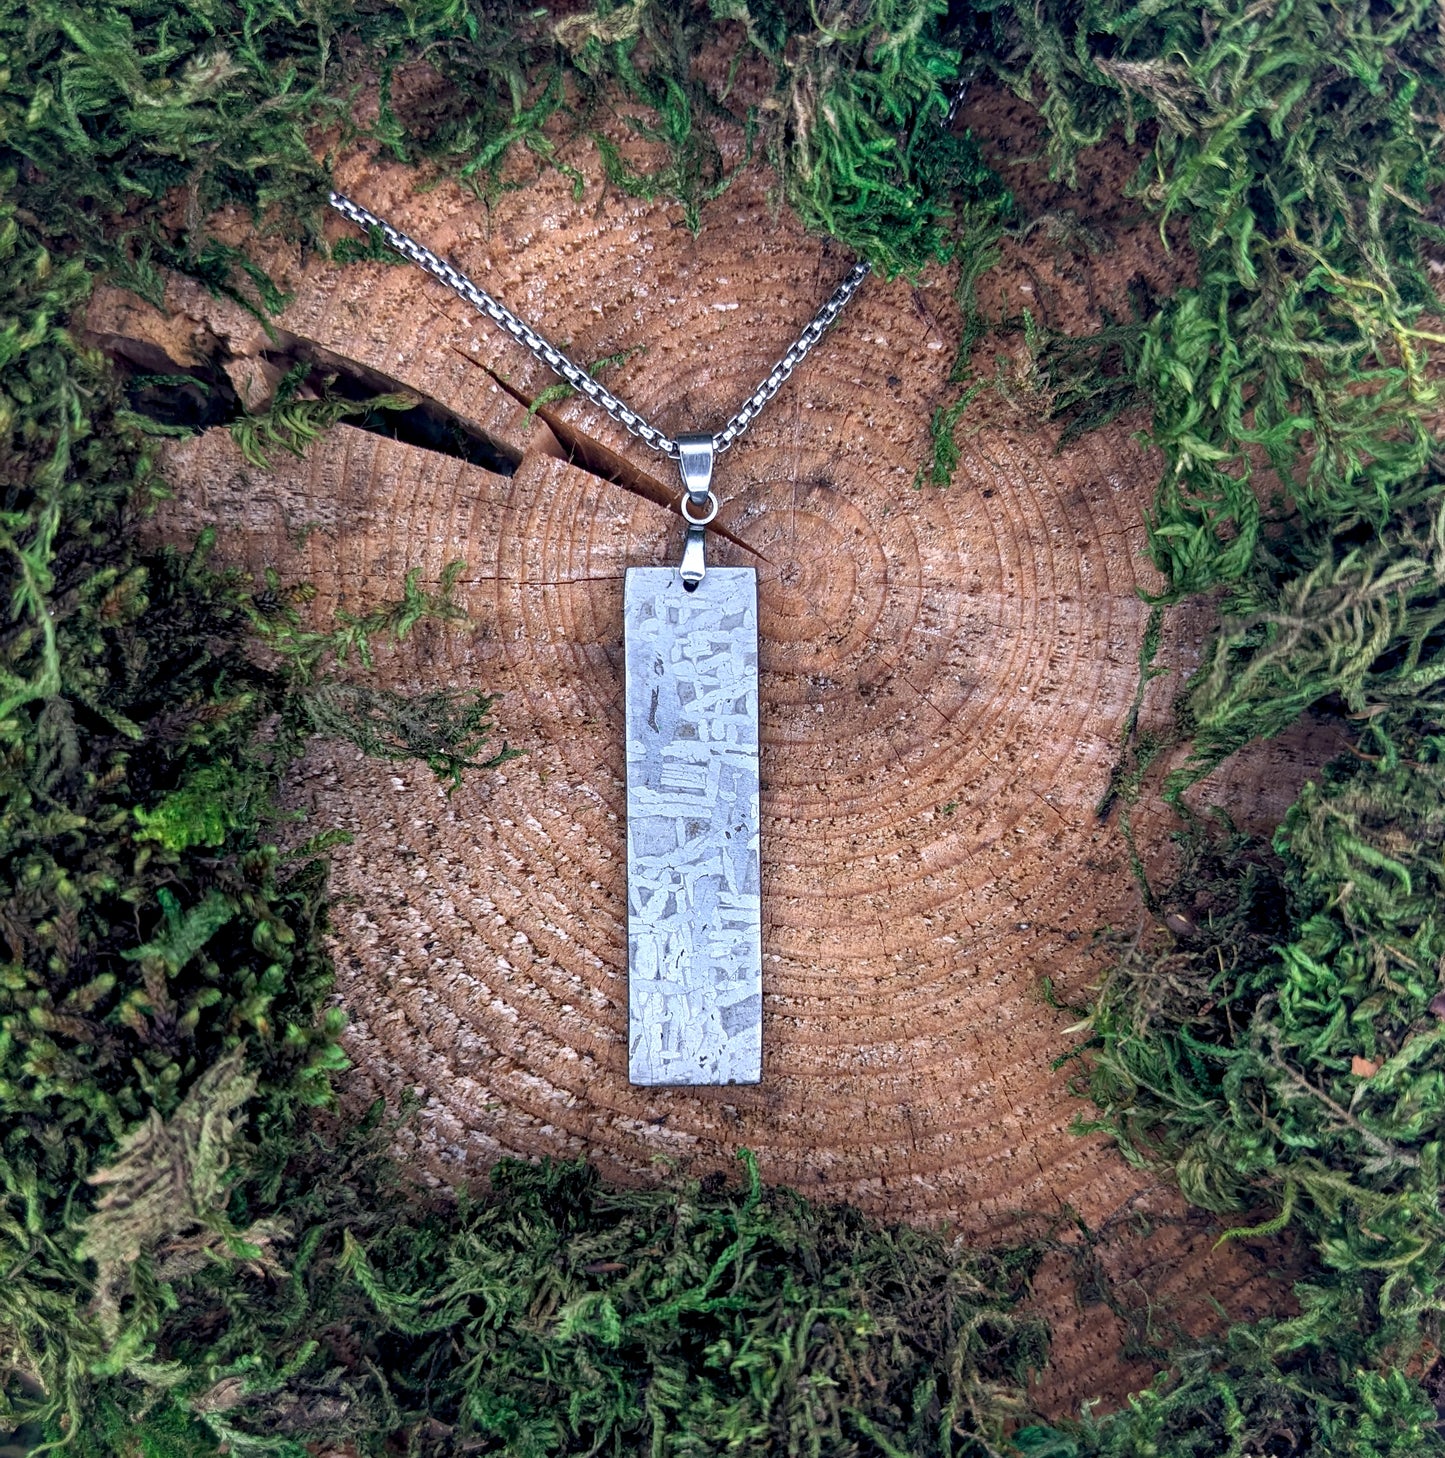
[124,1143,1046,1456]
[229,369,420,470]
[132,765,258,850]
[4,0,1445,1453]
[557,0,1010,274]
[1060,724,1445,1457]
[934,3,1445,1453]
[0,133,508,1443]
[974,1,1445,594]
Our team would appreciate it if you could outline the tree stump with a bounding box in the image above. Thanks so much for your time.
[89,115,1335,1411]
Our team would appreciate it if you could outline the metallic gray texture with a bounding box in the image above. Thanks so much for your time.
[624,567,762,1086]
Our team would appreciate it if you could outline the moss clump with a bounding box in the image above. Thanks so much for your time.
[8,0,1009,305]
[0,195,512,1446]
[1062,740,1445,1457]
[114,1138,1046,1457]
[970,0,1445,618]
[951,4,1445,1452]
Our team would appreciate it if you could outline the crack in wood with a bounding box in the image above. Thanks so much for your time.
[264,326,523,476]
[450,345,769,564]
[89,325,523,478]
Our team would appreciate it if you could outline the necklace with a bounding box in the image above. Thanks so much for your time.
[329,189,870,1088]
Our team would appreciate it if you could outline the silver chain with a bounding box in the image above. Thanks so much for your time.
[327,80,966,460]
[328,190,869,460]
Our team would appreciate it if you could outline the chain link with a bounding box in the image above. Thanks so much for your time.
[328,78,967,458]
[708,260,870,455]
[328,192,681,456]
[329,190,869,459]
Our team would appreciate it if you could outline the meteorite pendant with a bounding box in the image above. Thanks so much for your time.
[624,435,763,1086]
[320,194,872,1088]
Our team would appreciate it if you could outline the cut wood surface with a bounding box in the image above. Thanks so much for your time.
[90,107,1338,1412]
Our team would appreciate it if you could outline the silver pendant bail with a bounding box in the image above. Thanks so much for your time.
[675,432,719,590]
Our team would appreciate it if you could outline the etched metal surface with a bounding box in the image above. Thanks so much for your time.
[624,567,762,1085]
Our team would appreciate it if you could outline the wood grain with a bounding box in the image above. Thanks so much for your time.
[92,115,1335,1414]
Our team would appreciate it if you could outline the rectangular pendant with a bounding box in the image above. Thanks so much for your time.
[624,566,762,1086]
